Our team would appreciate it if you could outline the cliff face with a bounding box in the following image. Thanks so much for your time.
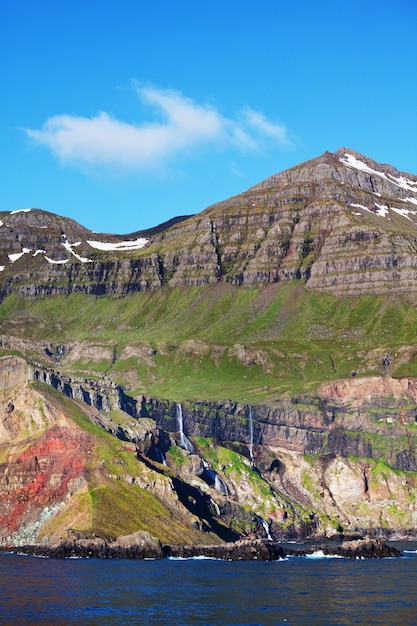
[1,149,417,297]
[0,360,92,545]
[30,362,417,470]
[0,355,31,391]
[0,363,232,547]
[1,358,416,544]
[26,359,417,471]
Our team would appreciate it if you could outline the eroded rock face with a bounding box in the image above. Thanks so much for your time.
[318,376,417,403]
[1,353,416,545]
[0,391,93,545]
[0,356,30,392]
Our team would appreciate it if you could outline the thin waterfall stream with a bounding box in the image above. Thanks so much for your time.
[248,405,254,465]
[259,516,273,540]
[176,403,195,453]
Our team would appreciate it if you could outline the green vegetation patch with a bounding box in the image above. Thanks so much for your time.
[4,282,417,401]
[88,481,187,543]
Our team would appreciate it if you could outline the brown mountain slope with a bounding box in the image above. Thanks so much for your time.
[1,148,417,297]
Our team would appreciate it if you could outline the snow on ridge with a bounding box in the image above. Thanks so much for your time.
[10,208,32,215]
[61,234,92,263]
[0,265,5,272]
[350,203,373,213]
[391,207,415,222]
[339,153,417,193]
[350,201,417,222]
[86,238,149,251]
[391,175,417,192]
[8,248,32,263]
[375,203,389,217]
[8,252,25,263]
[45,256,68,265]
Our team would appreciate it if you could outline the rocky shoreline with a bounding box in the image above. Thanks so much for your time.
[1,533,403,561]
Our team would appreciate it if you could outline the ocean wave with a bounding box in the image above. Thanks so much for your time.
[305,550,344,559]
[167,555,226,561]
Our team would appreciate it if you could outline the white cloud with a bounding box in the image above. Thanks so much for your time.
[242,108,292,146]
[24,83,292,172]
[229,160,245,178]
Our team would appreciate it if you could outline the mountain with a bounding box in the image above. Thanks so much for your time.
[1,149,417,550]
[1,148,417,297]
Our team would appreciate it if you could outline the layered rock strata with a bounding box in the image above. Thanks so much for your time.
[1,149,417,297]
[30,362,417,471]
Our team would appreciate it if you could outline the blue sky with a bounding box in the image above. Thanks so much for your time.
[1,0,416,234]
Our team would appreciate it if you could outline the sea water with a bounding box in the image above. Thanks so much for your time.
[0,543,416,625]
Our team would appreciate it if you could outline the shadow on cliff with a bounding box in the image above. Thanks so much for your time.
[136,451,240,542]
[170,477,240,542]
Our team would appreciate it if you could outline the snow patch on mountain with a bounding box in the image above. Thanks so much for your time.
[45,257,68,265]
[8,248,31,263]
[375,203,389,217]
[391,207,414,221]
[62,234,92,263]
[339,153,417,194]
[350,203,372,213]
[87,238,149,251]
[350,201,417,222]
[10,208,32,215]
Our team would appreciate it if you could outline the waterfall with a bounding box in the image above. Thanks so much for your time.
[152,434,166,465]
[176,403,194,453]
[259,517,273,540]
[214,474,228,496]
[210,498,220,516]
[156,447,167,465]
[248,405,254,465]
[200,460,228,496]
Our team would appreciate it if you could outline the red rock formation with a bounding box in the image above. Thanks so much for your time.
[0,412,93,543]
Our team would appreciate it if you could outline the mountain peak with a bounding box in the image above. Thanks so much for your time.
[249,148,417,202]
[333,147,416,183]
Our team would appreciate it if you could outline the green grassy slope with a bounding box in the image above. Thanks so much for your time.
[2,281,417,401]
[30,383,220,545]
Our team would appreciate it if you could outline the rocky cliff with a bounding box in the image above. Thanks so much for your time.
[1,356,416,545]
[27,361,417,472]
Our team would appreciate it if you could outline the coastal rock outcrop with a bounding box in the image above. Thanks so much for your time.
[14,530,165,559]
[9,536,402,560]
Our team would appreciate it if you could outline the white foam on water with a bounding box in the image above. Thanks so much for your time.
[306,550,344,559]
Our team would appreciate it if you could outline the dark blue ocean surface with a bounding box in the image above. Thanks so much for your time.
[1,544,416,625]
